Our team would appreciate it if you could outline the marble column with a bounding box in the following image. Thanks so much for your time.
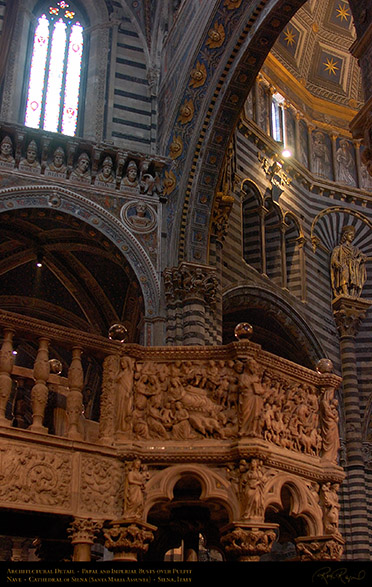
[332,295,372,560]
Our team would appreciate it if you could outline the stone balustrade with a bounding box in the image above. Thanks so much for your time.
[0,309,342,467]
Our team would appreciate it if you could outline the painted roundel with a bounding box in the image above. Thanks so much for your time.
[120,201,157,233]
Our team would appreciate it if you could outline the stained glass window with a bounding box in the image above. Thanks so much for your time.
[271,92,285,144]
[24,2,84,136]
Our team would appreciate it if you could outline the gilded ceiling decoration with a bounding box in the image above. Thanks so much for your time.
[268,0,363,112]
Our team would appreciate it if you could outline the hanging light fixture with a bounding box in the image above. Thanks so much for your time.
[36,250,44,268]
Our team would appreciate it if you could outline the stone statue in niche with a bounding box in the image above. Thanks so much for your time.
[121,160,138,189]
[335,140,356,186]
[0,135,15,166]
[299,120,309,168]
[19,140,41,173]
[46,146,67,177]
[360,162,372,190]
[330,225,367,298]
[123,459,150,519]
[96,156,115,186]
[312,131,330,178]
[70,152,91,183]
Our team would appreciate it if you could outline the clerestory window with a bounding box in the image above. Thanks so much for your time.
[24,1,85,136]
[271,92,285,144]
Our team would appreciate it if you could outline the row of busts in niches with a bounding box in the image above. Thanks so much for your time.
[0,134,163,195]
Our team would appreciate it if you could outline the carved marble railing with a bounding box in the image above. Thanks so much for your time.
[0,309,343,466]
[0,308,124,440]
[99,328,342,465]
[0,311,347,561]
[0,122,169,197]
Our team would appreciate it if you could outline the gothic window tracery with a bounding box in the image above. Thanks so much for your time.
[24,1,85,136]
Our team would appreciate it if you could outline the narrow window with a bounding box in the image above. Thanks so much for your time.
[271,92,285,144]
[24,2,84,136]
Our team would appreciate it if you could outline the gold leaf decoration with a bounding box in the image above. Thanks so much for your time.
[163,169,177,195]
[169,136,183,160]
[178,99,195,124]
[206,22,225,49]
[224,0,243,9]
[189,62,207,88]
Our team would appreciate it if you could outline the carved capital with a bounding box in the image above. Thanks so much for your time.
[67,518,102,545]
[332,296,372,338]
[103,520,156,562]
[163,263,219,305]
[295,534,344,561]
[220,522,278,561]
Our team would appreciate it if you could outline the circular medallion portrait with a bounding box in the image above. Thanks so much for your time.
[120,201,156,233]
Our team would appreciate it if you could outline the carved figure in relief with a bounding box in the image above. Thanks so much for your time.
[238,358,265,437]
[336,140,356,187]
[146,394,168,439]
[115,356,135,433]
[123,459,150,519]
[312,131,330,178]
[171,401,196,440]
[320,390,340,462]
[330,225,367,298]
[240,459,266,520]
[20,140,41,172]
[320,482,341,536]
[70,152,91,182]
[0,135,15,164]
[97,156,115,184]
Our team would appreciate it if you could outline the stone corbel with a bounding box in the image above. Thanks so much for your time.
[211,191,235,243]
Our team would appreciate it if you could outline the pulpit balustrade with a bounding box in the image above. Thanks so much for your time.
[0,309,345,562]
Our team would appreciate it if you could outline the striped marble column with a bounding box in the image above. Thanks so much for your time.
[163,263,219,345]
[332,296,372,560]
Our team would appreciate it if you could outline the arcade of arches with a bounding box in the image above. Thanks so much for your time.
[0,0,372,564]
